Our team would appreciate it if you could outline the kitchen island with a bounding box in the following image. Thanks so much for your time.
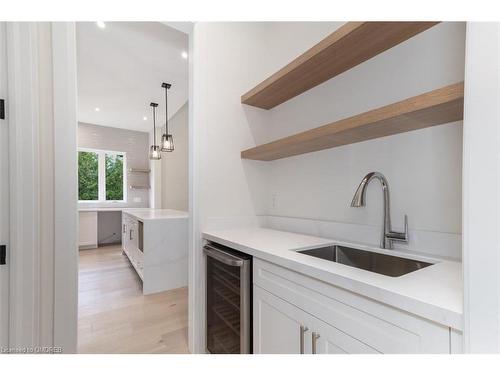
[123,208,188,295]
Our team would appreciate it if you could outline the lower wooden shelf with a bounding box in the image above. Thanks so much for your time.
[241,82,464,161]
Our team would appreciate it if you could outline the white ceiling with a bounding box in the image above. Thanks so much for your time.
[76,22,188,132]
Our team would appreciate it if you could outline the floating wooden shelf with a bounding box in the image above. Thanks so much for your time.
[241,82,464,161]
[241,22,440,110]
[128,168,151,173]
[129,185,151,190]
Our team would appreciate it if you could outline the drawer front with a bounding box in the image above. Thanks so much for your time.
[253,258,450,354]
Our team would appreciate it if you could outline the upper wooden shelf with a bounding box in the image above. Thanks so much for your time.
[241,22,440,110]
[241,82,464,161]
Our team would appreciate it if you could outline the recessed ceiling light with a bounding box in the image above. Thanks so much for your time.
[94,107,100,112]
[96,21,106,29]
[181,51,188,59]
[143,116,148,121]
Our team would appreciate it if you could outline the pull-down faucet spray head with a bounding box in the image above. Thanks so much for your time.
[350,173,373,207]
[351,172,384,207]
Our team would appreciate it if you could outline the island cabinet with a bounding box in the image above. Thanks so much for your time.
[121,209,188,295]
[253,258,457,354]
[122,213,144,280]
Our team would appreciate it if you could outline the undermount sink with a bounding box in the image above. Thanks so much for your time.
[297,245,433,277]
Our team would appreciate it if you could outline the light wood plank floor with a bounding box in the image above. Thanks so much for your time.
[78,245,189,354]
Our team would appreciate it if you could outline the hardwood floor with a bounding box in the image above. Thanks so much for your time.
[78,245,189,354]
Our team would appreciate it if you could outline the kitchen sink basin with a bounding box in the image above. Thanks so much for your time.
[297,245,433,277]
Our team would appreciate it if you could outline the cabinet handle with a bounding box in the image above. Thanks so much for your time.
[123,224,126,234]
[129,229,133,240]
[299,325,309,354]
[312,332,320,354]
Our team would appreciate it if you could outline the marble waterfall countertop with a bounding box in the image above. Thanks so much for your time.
[123,208,188,221]
[202,227,462,330]
[78,207,137,212]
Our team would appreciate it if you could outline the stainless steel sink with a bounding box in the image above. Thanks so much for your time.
[297,245,433,277]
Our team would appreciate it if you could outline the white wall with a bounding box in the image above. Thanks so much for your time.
[162,102,188,211]
[462,22,500,353]
[191,22,279,352]
[149,128,162,209]
[78,122,150,208]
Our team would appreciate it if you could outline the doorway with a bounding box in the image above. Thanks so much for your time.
[75,22,190,353]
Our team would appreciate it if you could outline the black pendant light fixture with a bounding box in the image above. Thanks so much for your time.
[160,82,174,152]
[149,102,161,160]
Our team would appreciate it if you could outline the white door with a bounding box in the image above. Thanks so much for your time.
[253,286,313,354]
[0,22,10,350]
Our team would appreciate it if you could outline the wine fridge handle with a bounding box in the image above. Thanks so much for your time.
[203,244,244,267]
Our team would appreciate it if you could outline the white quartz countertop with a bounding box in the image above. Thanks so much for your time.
[78,207,138,212]
[122,208,188,221]
[202,227,463,330]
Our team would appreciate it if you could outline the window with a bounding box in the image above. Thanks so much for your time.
[78,148,126,202]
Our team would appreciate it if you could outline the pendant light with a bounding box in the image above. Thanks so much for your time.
[149,102,161,160]
[160,82,174,152]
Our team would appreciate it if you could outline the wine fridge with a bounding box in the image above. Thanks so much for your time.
[204,242,252,354]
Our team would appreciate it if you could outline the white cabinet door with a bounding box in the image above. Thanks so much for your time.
[129,218,139,251]
[78,211,98,249]
[121,213,128,251]
[312,316,378,354]
[255,285,377,354]
[254,285,313,354]
[123,214,139,253]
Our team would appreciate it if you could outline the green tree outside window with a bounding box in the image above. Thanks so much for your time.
[106,154,124,200]
[78,151,99,200]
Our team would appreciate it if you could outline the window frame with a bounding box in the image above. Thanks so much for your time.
[78,147,127,203]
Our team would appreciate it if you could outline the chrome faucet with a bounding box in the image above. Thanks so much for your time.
[350,172,409,249]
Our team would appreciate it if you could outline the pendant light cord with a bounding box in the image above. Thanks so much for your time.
[152,104,156,145]
[165,85,169,135]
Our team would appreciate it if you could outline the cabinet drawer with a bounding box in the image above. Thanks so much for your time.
[253,258,450,353]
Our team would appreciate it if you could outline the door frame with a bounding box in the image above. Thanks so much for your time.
[51,22,78,353]
[5,22,78,352]
[0,22,10,350]
[6,21,42,350]
[462,22,500,353]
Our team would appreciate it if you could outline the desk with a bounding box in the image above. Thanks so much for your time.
[78,207,145,249]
